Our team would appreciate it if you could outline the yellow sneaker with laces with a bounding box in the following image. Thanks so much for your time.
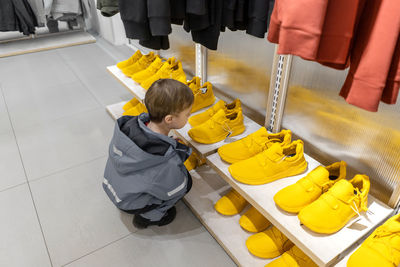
[265,245,318,267]
[298,174,370,234]
[347,213,400,267]
[239,206,271,233]
[191,81,216,113]
[131,56,166,83]
[218,128,292,164]
[229,140,307,185]
[274,161,347,213]
[214,189,248,216]
[116,50,142,69]
[246,226,294,258]
[141,60,187,90]
[122,102,148,116]
[121,52,156,76]
[188,99,241,127]
[188,109,245,144]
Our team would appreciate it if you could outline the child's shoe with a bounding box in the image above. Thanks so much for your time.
[298,174,370,234]
[188,99,241,127]
[122,102,148,116]
[121,52,156,76]
[239,206,271,233]
[188,109,245,144]
[347,214,400,267]
[266,245,318,267]
[122,98,140,111]
[191,81,216,113]
[218,128,292,164]
[274,161,347,213]
[229,140,307,185]
[131,56,165,83]
[214,189,248,216]
[246,226,294,258]
[116,50,142,70]
[133,206,176,229]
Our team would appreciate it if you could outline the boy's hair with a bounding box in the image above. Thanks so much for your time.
[145,79,194,123]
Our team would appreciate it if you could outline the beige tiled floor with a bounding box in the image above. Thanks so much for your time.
[0,38,235,267]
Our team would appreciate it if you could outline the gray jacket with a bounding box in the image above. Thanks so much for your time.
[103,114,192,211]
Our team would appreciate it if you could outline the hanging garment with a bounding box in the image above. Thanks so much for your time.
[339,0,400,111]
[26,0,46,26]
[96,0,119,17]
[0,0,17,32]
[268,0,364,69]
[246,0,274,38]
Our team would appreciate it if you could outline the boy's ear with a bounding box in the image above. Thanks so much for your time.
[164,114,173,123]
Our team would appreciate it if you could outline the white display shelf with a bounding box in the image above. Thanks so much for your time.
[107,65,146,102]
[105,101,126,120]
[205,153,393,266]
[184,165,272,267]
[174,115,261,157]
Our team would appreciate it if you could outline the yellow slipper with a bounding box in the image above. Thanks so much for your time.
[239,206,271,233]
[214,189,248,216]
[246,226,293,259]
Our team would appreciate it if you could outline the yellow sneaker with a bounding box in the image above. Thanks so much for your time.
[121,52,156,76]
[116,50,142,70]
[188,99,241,127]
[298,174,370,234]
[188,109,245,144]
[184,151,205,171]
[122,98,140,111]
[187,76,201,91]
[246,226,294,259]
[214,189,248,216]
[239,206,271,233]
[229,140,307,185]
[122,102,148,116]
[347,214,400,267]
[191,81,216,113]
[141,60,187,90]
[274,161,347,213]
[131,56,166,84]
[218,128,292,164]
[265,245,318,267]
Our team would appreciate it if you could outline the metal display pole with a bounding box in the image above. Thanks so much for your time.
[195,43,208,83]
[265,45,292,133]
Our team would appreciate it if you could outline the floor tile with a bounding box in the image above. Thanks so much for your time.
[29,157,135,267]
[0,184,51,267]
[65,202,235,267]
[77,72,132,106]
[0,50,79,89]
[0,88,12,135]
[57,43,116,76]
[0,132,26,191]
[15,108,114,180]
[3,81,100,130]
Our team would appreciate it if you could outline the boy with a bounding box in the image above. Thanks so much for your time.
[103,79,194,228]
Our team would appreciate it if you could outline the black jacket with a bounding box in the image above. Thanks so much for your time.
[0,0,37,35]
[246,0,275,38]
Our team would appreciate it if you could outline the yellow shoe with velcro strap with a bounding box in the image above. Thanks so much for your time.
[122,102,148,116]
[131,56,166,84]
[274,161,347,213]
[191,81,216,113]
[121,52,156,76]
[218,128,292,164]
[122,98,140,111]
[298,174,370,234]
[116,50,142,69]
